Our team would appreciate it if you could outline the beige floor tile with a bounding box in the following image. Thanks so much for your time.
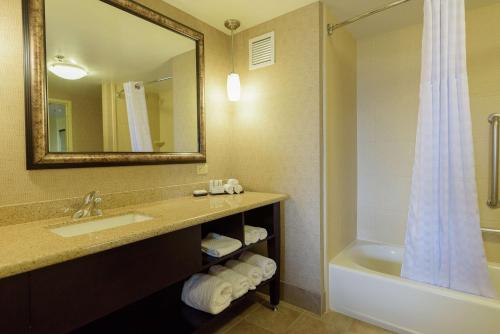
[320,311,354,332]
[286,313,342,334]
[349,320,393,334]
[224,319,275,334]
[244,303,302,333]
[214,303,262,333]
[213,315,243,334]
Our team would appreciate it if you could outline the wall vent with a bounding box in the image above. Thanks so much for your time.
[249,32,275,70]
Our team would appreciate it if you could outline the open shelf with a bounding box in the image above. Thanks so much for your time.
[73,277,276,334]
[201,235,275,270]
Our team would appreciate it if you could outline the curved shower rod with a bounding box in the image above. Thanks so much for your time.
[327,0,414,35]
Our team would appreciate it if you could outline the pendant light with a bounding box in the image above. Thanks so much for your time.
[48,55,88,80]
[225,19,241,102]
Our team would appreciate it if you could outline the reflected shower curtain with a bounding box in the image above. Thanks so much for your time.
[123,81,153,152]
[401,0,495,298]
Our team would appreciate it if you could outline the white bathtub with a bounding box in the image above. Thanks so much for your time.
[329,240,500,334]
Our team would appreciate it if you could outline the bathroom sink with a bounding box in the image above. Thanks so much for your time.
[50,213,154,237]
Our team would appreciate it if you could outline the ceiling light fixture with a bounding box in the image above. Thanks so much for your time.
[48,55,88,80]
[225,19,241,102]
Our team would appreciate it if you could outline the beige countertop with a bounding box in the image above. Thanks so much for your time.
[0,192,287,280]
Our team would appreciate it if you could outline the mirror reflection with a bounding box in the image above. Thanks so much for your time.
[45,0,199,153]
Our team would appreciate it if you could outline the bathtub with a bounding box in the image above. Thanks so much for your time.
[329,240,500,334]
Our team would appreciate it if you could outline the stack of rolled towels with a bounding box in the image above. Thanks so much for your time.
[223,178,244,195]
[244,225,268,245]
[181,251,277,315]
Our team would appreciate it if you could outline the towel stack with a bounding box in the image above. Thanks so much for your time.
[244,225,268,245]
[201,233,242,258]
[181,252,277,314]
[239,251,277,280]
[181,274,232,315]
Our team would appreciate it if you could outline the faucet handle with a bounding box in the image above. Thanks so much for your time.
[93,193,103,216]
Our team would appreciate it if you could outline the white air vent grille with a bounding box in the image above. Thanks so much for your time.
[249,32,275,70]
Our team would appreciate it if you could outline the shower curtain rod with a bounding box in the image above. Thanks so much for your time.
[327,0,414,35]
[116,76,173,96]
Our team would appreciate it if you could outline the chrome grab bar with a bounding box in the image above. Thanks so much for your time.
[481,227,500,234]
[487,114,500,208]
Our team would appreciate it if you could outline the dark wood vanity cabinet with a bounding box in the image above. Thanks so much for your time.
[0,274,29,334]
[30,225,201,334]
[0,202,281,334]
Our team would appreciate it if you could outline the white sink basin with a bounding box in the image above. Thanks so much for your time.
[50,213,154,237]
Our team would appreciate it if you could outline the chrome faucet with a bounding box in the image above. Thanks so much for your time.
[72,191,103,219]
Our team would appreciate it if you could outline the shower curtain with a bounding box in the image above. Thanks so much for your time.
[401,0,495,298]
[123,81,153,152]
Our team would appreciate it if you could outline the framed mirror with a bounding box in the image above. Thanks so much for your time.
[23,0,205,169]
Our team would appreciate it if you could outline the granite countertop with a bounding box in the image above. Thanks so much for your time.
[0,192,287,280]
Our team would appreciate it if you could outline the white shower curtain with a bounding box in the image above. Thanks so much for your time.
[401,0,495,298]
[123,81,153,152]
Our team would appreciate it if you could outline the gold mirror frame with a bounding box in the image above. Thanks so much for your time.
[23,0,206,169]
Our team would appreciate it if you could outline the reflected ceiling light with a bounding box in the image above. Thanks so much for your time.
[225,19,241,102]
[48,55,88,80]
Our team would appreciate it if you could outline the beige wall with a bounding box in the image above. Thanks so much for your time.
[356,4,500,260]
[0,0,232,206]
[48,74,103,152]
[323,8,357,262]
[232,3,323,309]
[172,49,198,152]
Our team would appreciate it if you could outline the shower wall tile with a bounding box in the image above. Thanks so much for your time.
[357,3,500,254]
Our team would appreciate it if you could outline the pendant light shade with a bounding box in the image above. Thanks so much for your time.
[225,19,241,102]
[227,73,241,102]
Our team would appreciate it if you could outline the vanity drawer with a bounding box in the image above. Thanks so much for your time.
[29,225,201,334]
[0,274,29,334]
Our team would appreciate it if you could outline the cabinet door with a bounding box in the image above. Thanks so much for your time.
[30,225,201,334]
[0,274,29,334]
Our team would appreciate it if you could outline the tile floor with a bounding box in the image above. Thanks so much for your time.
[214,299,393,334]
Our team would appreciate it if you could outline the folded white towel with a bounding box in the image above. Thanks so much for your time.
[181,273,232,315]
[225,259,263,290]
[202,233,242,258]
[209,265,250,300]
[239,251,277,280]
[245,225,268,240]
[244,225,260,245]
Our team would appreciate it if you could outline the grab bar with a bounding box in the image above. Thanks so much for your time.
[481,227,500,234]
[487,114,500,208]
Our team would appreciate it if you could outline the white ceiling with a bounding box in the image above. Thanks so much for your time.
[161,0,318,33]
[324,0,500,39]
[46,0,195,83]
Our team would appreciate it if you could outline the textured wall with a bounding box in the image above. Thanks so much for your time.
[0,0,232,206]
[48,74,104,152]
[323,8,357,262]
[231,3,323,302]
[356,4,500,260]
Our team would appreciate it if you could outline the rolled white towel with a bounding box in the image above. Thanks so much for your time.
[245,225,268,240]
[181,273,232,315]
[225,259,263,290]
[239,251,277,280]
[227,178,239,186]
[244,225,259,245]
[202,233,242,258]
[224,183,235,194]
[209,265,250,300]
[234,184,244,194]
